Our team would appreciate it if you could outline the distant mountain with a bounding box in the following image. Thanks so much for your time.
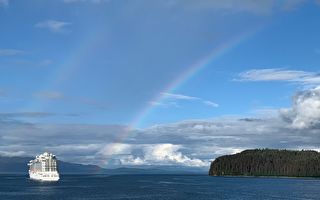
[0,155,104,174]
[0,155,206,174]
[209,149,320,177]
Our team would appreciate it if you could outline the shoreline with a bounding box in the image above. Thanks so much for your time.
[209,175,320,179]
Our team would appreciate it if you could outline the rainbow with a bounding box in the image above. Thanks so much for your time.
[131,29,261,129]
[98,28,263,167]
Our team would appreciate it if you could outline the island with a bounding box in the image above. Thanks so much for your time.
[209,149,320,177]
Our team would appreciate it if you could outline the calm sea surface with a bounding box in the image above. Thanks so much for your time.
[0,174,319,200]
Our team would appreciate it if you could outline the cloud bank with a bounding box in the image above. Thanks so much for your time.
[1,86,320,169]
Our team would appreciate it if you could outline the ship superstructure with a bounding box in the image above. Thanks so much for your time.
[28,152,60,181]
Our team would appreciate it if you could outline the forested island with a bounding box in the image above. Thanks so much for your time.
[209,149,320,177]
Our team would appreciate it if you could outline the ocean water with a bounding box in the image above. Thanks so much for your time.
[0,174,319,200]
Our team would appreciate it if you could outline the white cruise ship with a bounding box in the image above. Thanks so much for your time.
[28,152,60,181]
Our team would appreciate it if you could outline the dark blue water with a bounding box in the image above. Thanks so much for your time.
[1,174,320,200]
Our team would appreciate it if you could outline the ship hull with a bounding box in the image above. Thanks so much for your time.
[29,171,60,181]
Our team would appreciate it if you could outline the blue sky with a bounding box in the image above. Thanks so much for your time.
[1,0,320,168]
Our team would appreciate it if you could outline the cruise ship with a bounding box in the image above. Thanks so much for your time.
[28,152,60,181]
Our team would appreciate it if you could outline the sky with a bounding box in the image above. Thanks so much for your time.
[1,0,320,169]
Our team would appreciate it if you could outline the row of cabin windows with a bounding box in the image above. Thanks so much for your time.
[30,160,58,172]
[44,160,57,171]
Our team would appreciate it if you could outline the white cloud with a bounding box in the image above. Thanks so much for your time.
[35,20,71,33]
[238,68,312,81]
[98,143,132,156]
[280,87,320,129]
[160,92,218,108]
[203,100,219,108]
[162,92,200,100]
[238,68,320,86]
[143,144,207,167]
[0,48,24,56]
[116,143,208,167]
[119,155,145,165]
[149,101,179,108]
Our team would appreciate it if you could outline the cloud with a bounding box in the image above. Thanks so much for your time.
[160,92,219,108]
[98,143,132,156]
[96,143,207,167]
[0,48,24,56]
[0,0,8,7]
[0,112,318,168]
[142,143,207,167]
[0,122,131,164]
[35,91,65,100]
[238,68,312,81]
[1,88,320,168]
[0,150,26,157]
[162,92,200,100]
[280,87,320,129]
[249,108,279,117]
[203,100,219,108]
[237,68,320,86]
[35,20,71,33]
[149,101,179,108]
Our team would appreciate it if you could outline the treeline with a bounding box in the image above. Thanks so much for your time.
[209,149,320,177]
